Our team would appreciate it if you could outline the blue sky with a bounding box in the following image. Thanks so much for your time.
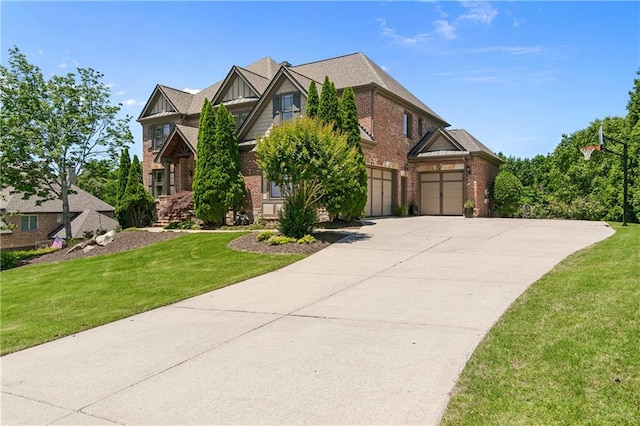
[2,1,639,159]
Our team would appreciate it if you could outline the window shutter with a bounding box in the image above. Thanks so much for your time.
[272,95,280,118]
[147,125,153,151]
[293,92,301,112]
[147,172,153,192]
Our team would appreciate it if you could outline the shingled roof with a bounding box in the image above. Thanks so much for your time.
[409,127,502,164]
[142,53,447,125]
[290,52,448,125]
[1,186,114,214]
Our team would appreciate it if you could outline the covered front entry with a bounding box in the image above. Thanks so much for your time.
[420,171,464,216]
[365,167,393,216]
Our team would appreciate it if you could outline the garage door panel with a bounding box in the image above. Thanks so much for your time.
[366,167,393,217]
[421,181,440,215]
[382,179,393,216]
[420,172,464,216]
[442,181,463,215]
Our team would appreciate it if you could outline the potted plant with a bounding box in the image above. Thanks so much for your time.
[464,199,474,218]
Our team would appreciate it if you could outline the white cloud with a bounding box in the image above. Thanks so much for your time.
[473,46,543,56]
[434,20,456,40]
[182,88,200,94]
[513,18,523,28]
[105,83,115,88]
[37,49,43,55]
[381,65,390,72]
[58,62,68,69]
[122,99,144,106]
[380,24,430,46]
[116,90,126,96]
[459,1,498,25]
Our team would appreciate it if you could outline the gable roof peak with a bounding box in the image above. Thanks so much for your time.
[244,57,279,79]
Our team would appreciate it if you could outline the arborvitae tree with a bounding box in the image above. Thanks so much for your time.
[193,99,218,224]
[120,155,155,228]
[114,146,131,227]
[336,86,367,219]
[318,76,340,130]
[215,103,246,224]
[307,80,319,118]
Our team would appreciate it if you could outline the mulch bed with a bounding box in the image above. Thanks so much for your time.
[25,231,188,266]
[227,231,350,255]
[23,228,354,266]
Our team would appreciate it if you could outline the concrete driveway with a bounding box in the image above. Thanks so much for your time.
[1,217,613,425]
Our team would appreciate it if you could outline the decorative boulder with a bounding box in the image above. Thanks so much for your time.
[96,230,115,246]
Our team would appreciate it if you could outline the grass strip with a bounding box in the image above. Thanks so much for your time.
[442,223,639,425]
[1,233,303,355]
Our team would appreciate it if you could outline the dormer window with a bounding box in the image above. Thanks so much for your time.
[273,92,301,122]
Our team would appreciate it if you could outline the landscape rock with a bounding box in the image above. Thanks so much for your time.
[96,230,115,246]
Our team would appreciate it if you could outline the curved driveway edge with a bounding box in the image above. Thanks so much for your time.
[1,218,614,425]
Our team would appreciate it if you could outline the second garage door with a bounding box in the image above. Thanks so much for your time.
[365,167,393,216]
[420,172,464,215]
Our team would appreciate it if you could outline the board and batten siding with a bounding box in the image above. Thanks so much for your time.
[243,79,306,141]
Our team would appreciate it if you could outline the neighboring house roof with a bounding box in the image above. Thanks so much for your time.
[0,186,115,214]
[409,127,503,164]
[50,209,118,239]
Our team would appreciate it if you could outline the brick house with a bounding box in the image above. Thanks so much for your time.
[0,186,118,251]
[138,52,502,221]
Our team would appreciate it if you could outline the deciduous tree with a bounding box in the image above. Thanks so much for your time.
[0,47,132,238]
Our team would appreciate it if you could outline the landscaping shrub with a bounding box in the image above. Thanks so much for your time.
[158,191,194,221]
[394,205,408,217]
[267,235,297,245]
[165,220,198,230]
[297,234,317,244]
[493,170,523,217]
[278,191,316,239]
[1,251,19,270]
[1,247,58,271]
[256,230,276,242]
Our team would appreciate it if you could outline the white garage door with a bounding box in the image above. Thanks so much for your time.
[420,172,464,216]
[365,167,393,216]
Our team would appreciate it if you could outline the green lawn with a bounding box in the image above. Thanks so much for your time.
[442,223,640,425]
[0,232,303,355]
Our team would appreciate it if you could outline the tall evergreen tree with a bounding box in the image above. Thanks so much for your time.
[307,80,319,118]
[336,86,367,219]
[114,146,131,226]
[120,155,155,227]
[318,76,340,130]
[215,103,246,224]
[193,99,218,224]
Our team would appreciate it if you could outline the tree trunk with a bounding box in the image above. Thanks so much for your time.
[61,181,73,239]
